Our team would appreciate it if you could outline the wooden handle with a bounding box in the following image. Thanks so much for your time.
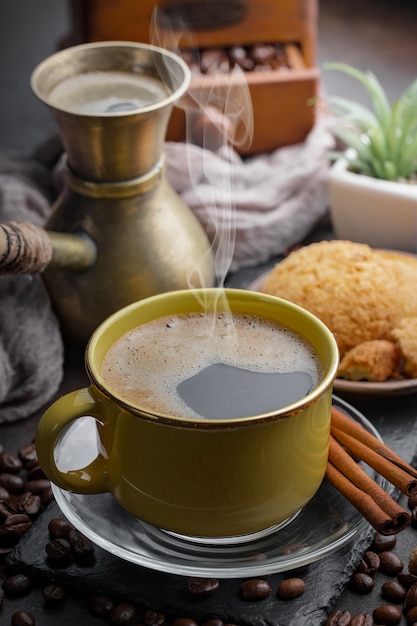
[0,221,53,275]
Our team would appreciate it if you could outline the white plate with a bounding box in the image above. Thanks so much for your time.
[51,396,383,577]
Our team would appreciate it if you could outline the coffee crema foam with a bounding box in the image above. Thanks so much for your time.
[100,312,322,419]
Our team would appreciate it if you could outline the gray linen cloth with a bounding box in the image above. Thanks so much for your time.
[0,119,332,423]
[0,137,64,423]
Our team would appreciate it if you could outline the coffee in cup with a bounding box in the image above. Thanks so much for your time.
[36,288,338,540]
[101,310,322,420]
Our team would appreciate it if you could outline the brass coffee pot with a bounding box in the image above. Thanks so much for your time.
[0,42,215,342]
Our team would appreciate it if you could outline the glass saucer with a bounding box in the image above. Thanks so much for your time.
[52,396,383,578]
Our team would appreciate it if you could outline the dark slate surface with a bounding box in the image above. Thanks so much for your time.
[8,499,374,626]
[7,389,417,626]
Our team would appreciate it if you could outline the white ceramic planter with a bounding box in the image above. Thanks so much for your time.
[328,158,417,251]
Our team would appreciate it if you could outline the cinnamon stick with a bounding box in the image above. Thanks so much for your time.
[331,425,417,497]
[328,436,410,528]
[325,462,408,535]
[331,406,417,479]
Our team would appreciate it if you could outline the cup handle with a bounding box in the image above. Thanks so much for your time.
[36,387,111,494]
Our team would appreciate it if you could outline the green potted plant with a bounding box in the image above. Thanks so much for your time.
[324,62,417,250]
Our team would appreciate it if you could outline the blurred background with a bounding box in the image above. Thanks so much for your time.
[0,0,416,153]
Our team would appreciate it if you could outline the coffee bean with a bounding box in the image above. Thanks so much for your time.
[48,517,73,538]
[325,609,351,625]
[350,613,373,626]
[276,577,305,599]
[43,583,66,603]
[25,479,50,494]
[201,620,224,626]
[40,486,53,505]
[349,572,374,594]
[186,577,219,596]
[356,550,380,574]
[68,528,95,562]
[398,572,417,589]
[0,452,23,473]
[0,525,21,547]
[19,492,41,517]
[26,464,46,482]
[45,537,72,562]
[4,513,31,527]
[0,473,24,493]
[378,551,404,576]
[172,620,199,626]
[240,578,271,600]
[404,582,417,612]
[373,605,402,624]
[411,507,417,528]
[108,602,137,625]
[11,611,36,626]
[4,513,32,538]
[381,580,406,603]
[3,573,33,597]
[0,485,10,499]
[142,609,166,625]
[407,606,417,623]
[371,532,397,552]
[18,443,37,465]
[89,594,114,617]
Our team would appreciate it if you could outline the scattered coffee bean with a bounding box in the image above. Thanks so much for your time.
[19,492,41,517]
[381,580,406,603]
[371,532,397,552]
[0,473,24,493]
[11,610,36,626]
[67,528,95,562]
[48,517,73,539]
[142,608,166,625]
[186,577,220,596]
[325,609,351,625]
[200,620,224,626]
[372,604,402,624]
[240,578,271,600]
[0,452,22,473]
[18,442,37,465]
[276,577,305,599]
[0,485,10,499]
[378,551,404,576]
[407,606,417,623]
[411,507,417,527]
[172,619,198,626]
[350,613,373,626]
[26,464,46,482]
[108,602,137,625]
[349,572,374,594]
[404,582,417,612]
[0,524,21,548]
[89,594,115,617]
[356,550,380,575]
[2,573,33,597]
[24,479,50,495]
[45,537,72,562]
[398,572,417,589]
[43,583,66,603]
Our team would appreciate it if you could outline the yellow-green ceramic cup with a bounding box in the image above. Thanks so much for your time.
[36,288,339,540]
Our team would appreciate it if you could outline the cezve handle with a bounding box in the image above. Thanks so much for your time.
[0,220,96,275]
